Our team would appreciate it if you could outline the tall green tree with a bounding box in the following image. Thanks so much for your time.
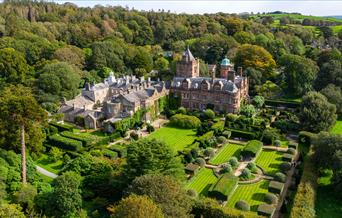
[124,139,184,181]
[299,92,337,133]
[0,85,46,184]
[279,54,319,96]
[320,84,342,114]
[126,174,192,218]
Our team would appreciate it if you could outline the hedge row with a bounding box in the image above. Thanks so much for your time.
[48,134,83,151]
[208,174,238,201]
[241,140,263,158]
[227,129,256,140]
[289,153,317,218]
[257,204,276,217]
[60,131,94,147]
[169,114,201,129]
[268,181,285,194]
[49,122,74,132]
[264,99,300,108]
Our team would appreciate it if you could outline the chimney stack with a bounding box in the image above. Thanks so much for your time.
[237,67,243,77]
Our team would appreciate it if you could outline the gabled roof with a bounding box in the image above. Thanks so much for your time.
[183,47,195,61]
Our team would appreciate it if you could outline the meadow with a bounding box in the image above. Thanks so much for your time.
[147,126,197,151]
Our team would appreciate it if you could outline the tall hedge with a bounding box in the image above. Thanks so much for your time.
[241,140,263,158]
[48,134,83,151]
[289,153,317,218]
[60,131,94,147]
[169,114,201,129]
[208,174,238,201]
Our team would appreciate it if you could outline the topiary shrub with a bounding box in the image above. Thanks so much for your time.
[280,162,291,172]
[217,136,227,144]
[257,203,276,217]
[283,153,293,162]
[274,172,286,183]
[240,168,252,179]
[274,140,281,147]
[287,148,296,155]
[241,140,263,159]
[228,157,239,168]
[204,148,215,158]
[247,162,258,173]
[235,200,250,211]
[204,109,215,120]
[268,181,285,194]
[264,193,278,204]
[170,114,201,129]
[220,163,233,174]
[221,130,232,139]
[177,107,187,114]
[186,189,197,197]
[195,158,206,167]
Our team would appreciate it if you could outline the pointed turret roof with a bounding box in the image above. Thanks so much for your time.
[183,46,195,61]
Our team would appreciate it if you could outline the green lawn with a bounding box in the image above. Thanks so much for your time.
[331,119,342,134]
[38,172,54,183]
[186,168,218,196]
[209,143,243,165]
[34,154,63,175]
[227,180,270,212]
[255,150,283,176]
[147,126,197,151]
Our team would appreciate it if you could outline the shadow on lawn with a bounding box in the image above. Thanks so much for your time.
[252,192,265,201]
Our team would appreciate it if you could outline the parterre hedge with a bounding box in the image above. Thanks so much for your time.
[208,174,238,201]
[60,131,94,147]
[48,134,83,151]
[227,129,256,140]
[268,181,285,194]
[257,203,276,217]
[241,140,263,158]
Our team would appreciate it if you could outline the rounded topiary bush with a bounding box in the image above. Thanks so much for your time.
[221,130,231,139]
[274,172,286,182]
[274,140,281,147]
[264,193,278,204]
[229,157,239,168]
[220,163,233,174]
[235,200,250,211]
[204,148,215,158]
[287,148,296,155]
[186,189,197,197]
[195,158,206,167]
[241,168,252,179]
[280,162,291,172]
[217,136,227,144]
[177,107,187,114]
[247,162,258,173]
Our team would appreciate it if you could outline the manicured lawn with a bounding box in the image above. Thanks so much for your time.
[227,180,270,212]
[255,150,283,176]
[186,168,218,196]
[34,154,63,175]
[147,126,197,151]
[331,119,342,134]
[38,172,54,183]
[209,143,243,165]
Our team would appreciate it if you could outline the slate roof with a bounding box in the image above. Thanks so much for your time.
[171,76,240,93]
[183,47,195,61]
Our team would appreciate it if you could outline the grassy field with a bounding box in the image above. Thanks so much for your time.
[34,154,63,174]
[227,180,270,212]
[255,150,283,176]
[186,168,218,196]
[331,119,342,134]
[209,143,243,165]
[147,126,197,151]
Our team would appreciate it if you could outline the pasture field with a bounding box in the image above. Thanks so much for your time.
[186,168,218,196]
[209,143,243,165]
[226,180,270,212]
[147,126,197,151]
[255,150,283,176]
[331,119,342,134]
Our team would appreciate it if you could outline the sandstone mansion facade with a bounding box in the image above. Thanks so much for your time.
[170,48,249,113]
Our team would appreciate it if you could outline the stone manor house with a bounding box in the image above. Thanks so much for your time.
[59,48,248,129]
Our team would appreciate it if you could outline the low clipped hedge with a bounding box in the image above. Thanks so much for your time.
[226,128,256,140]
[268,181,285,194]
[235,200,250,211]
[49,134,83,151]
[288,142,298,149]
[60,131,94,147]
[208,174,238,201]
[257,204,276,217]
[102,149,118,159]
[282,153,294,162]
[49,122,74,132]
[109,144,127,157]
[280,162,292,172]
[241,140,263,158]
[264,99,300,109]
[169,114,201,129]
[274,172,286,183]
[264,193,278,204]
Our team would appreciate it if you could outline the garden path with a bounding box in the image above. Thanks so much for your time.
[234,162,248,176]
[36,165,58,178]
